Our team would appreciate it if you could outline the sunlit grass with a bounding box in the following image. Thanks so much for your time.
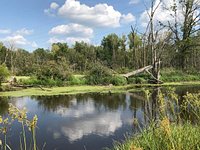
[113,123,200,150]
[111,90,200,150]
[0,85,135,97]
[1,81,200,97]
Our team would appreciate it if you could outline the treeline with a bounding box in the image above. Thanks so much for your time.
[0,32,200,76]
[0,0,200,86]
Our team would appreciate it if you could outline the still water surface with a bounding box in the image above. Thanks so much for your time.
[0,85,200,150]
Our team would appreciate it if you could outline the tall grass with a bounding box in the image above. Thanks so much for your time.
[161,68,200,82]
[0,104,38,150]
[112,89,200,150]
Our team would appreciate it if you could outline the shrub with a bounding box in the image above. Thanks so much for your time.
[67,76,86,85]
[19,76,64,87]
[0,64,9,85]
[109,75,127,85]
[86,63,113,85]
[35,61,72,81]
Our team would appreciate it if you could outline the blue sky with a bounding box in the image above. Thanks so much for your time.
[0,0,150,51]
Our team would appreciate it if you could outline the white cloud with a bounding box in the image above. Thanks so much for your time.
[0,28,37,49]
[129,0,140,5]
[49,23,93,38]
[49,0,135,28]
[50,2,59,10]
[1,35,28,45]
[121,13,135,24]
[15,28,33,35]
[44,2,59,17]
[58,0,122,28]
[0,29,11,34]
[139,0,189,28]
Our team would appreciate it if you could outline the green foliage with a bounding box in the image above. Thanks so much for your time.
[35,60,72,81]
[113,123,200,150]
[19,77,64,87]
[86,63,113,85]
[161,68,200,82]
[67,75,86,85]
[0,65,9,85]
[127,74,150,84]
[19,75,87,87]
[85,63,127,85]
[112,91,200,150]
[109,75,127,86]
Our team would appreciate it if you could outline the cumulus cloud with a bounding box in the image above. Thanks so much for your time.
[58,0,121,28]
[46,0,136,45]
[45,0,135,28]
[0,28,37,49]
[49,23,93,38]
[49,23,93,45]
[129,0,140,5]
[139,0,193,28]
[0,29,11,34]
[1,35,28,45]
[121,13,135,24]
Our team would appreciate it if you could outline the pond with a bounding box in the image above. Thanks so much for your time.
[0,85,200,150]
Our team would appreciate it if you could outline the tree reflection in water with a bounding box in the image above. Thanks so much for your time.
[33,93,127,112]
[0,97,9,115]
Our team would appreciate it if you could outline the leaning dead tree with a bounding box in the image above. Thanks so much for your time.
[123,0,171,84]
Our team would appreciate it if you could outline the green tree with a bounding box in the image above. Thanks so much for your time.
[101,33,121,68]
[0,64,9,85]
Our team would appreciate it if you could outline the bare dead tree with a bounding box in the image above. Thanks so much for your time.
[160,0,200,69]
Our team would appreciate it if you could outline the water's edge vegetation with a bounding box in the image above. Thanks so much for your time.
[111,90,200,150]
[1,82,200,97]
[1,89,200,150]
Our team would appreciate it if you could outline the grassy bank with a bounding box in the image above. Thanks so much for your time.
[1,81,200,97]
[111,88,200,150]
[0,85,133,97]
[113,122,200,150]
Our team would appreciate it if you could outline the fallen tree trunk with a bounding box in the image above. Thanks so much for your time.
[121,62,163,84]
[122,65,153,78]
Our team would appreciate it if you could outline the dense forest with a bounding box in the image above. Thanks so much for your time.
[0,0,200,86]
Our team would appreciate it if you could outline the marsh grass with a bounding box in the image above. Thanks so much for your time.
[0,104,38,150]
[112,89,200,150]
[113,122,200,150]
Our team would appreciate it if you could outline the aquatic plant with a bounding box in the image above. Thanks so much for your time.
[112,90,200,150]
[0,104,38,150]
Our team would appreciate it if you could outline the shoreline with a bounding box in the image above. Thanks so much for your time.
[1,81,200,97]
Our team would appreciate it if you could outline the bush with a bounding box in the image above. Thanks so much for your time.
[135,77,147,84]
[67,76,86,85]
[109,75,127,85]
[35,61,72,81]
[19,76,64,87]
[86,63,113,85]
[160,68,200,82]
[0,64,9,85]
